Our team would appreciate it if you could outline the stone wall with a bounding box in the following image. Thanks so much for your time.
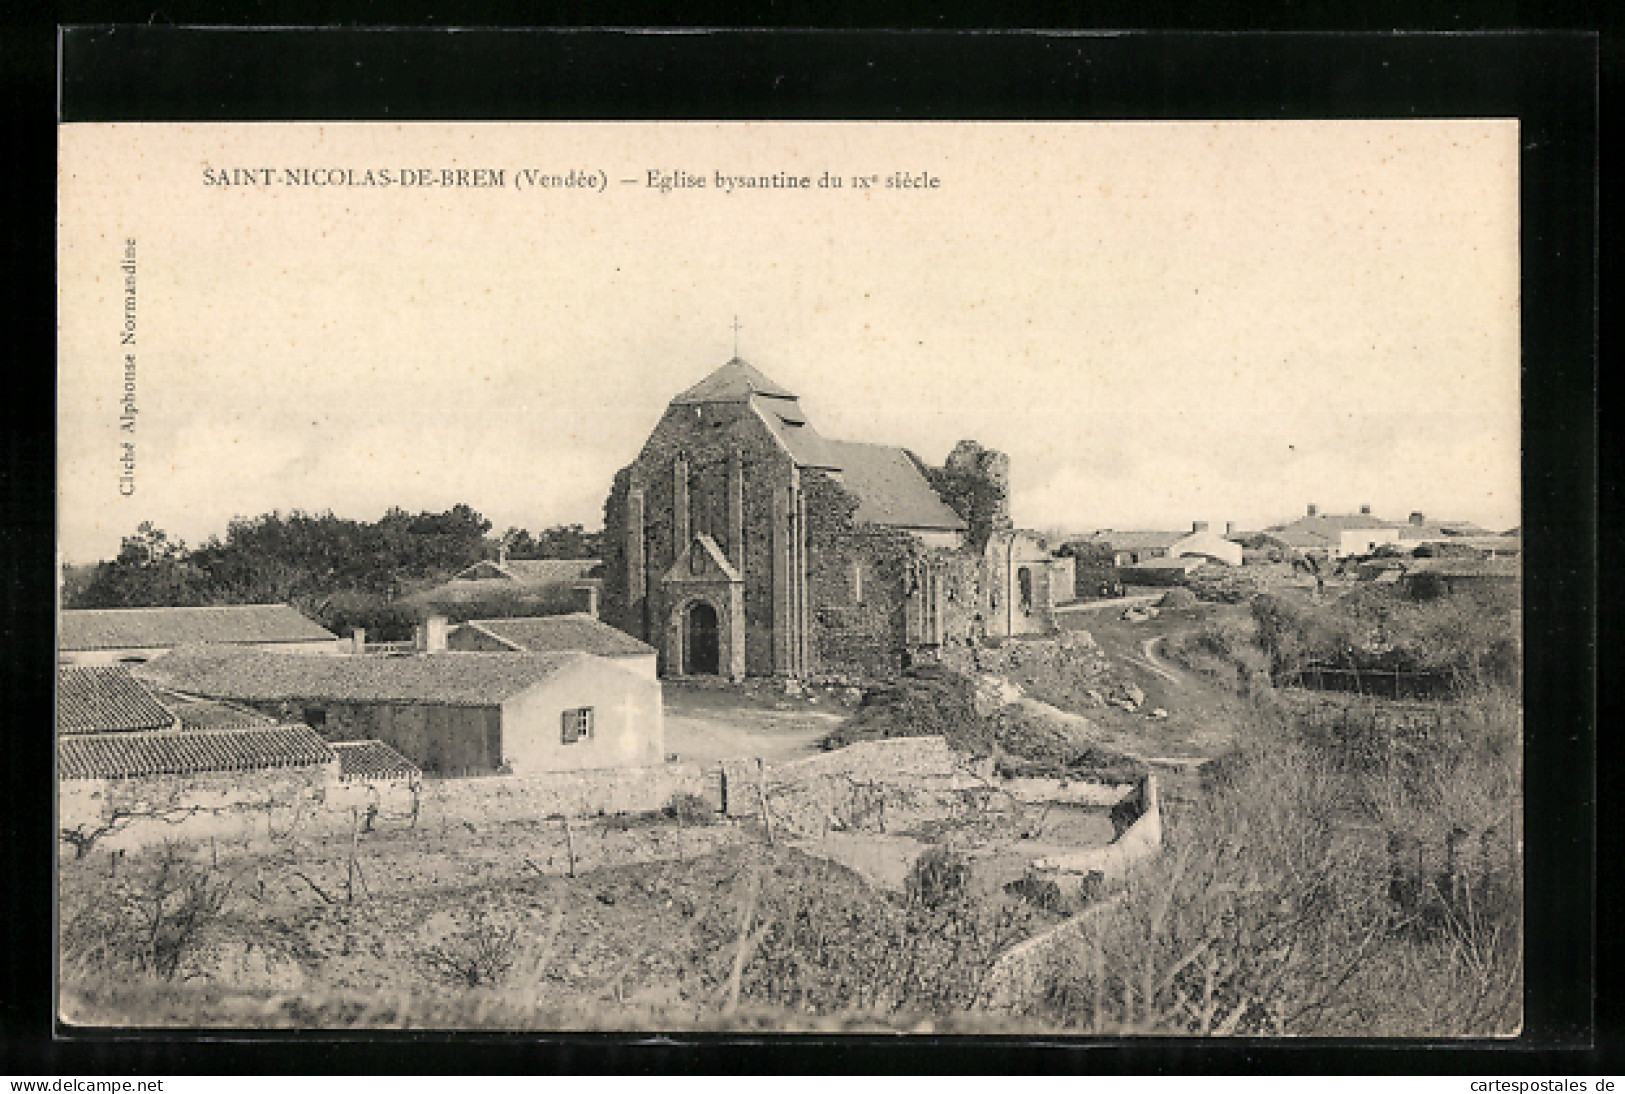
[59,761,722,857]
[803,470,920,678]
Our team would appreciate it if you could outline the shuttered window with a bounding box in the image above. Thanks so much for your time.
[561,707,594,744]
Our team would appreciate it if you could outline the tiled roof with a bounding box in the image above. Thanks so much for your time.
[671,358,797,404]
[136,644,588,706]
[332,739,421,781]
[58,725,335,780]
[146,687,279,730]
[60,605,336,651]
[453,559,600,585]
[1265,514,1398,547]
[462,614,656,657]
[822,441,968,531]
[57,666,178,734]
[1084,530,1186,552]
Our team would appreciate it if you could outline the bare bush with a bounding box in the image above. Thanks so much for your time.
[61,841,234,982]
[419,905,522,988]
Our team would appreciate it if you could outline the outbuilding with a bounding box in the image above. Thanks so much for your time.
[59,604,340,666]
[135,644,664,777]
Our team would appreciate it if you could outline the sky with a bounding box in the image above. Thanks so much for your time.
[58,121,1521,564]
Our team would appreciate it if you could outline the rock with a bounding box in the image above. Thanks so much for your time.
[1149,708,1169,720]
[1123,683,1145,708]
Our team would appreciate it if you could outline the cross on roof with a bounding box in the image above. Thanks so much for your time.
[731,315,743,357]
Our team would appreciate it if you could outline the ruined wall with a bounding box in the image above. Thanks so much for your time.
[803,470,921,678]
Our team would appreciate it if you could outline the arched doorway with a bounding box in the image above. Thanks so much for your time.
[684,600,720,676]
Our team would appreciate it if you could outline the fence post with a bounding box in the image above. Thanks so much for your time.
[756,758,775,846]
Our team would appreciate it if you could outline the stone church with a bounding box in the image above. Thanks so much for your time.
[600,358,1074,680]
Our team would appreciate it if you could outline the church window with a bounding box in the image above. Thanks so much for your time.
[851,561,864,604]
[1018,567,1034,614]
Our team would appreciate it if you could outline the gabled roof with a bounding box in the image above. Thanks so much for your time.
[822,442,967,531]
[460,613,656,657]
[1265,514,1399,549]
[136,644,595,707]
[146,686,280,730]
[676,357,965,533]
[671,358,797,404]
[452,558,600,585]
[59,725,335,780]
[1398,519,1493,541]
[332,739,421,782]
[664,533,743,584]
[749,396,842,470]
[60,605,336,651]
[57,666,178,735]
[1083,530,1186,552]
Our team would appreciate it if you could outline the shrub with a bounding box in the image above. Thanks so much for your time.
[906,846,972,910]
[61,842,234,983]
[418,905,522,989]
[664,792,715,825]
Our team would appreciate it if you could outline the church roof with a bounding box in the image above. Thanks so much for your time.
[671,358,797,405]
[823,442,968,532]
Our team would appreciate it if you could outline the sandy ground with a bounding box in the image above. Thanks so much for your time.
[662,684,846,765]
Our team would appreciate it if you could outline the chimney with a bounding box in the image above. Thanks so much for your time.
[1360,504,1372,516]
[351,627,366,655]
[1410,511,1425,526]
[1226,521,1237,536]
[1307,503,1318,517]
[424,615,449,654]
[1192,520,1209,533]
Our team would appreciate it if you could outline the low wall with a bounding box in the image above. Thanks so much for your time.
[60,761,722,857]
[1026,774,1162,888]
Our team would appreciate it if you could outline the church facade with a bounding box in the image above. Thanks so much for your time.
[600,358,1072,680]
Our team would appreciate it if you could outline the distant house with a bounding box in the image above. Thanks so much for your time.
[1123,556,1206,585]
[427,555,604,616]
[134,644,664,777]
[1264,504,1404,560]
[1395,511,1492,544]
[447,613,659,678]
[1081,530,1186,568]
[1168,522,1243,567]
[59,604,339,666]
[1400,557,1520,597]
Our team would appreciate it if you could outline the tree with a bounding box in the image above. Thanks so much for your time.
[69,523,209,608]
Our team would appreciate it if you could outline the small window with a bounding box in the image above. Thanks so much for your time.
[303,707,327,728]
[851,561,864,604]
[1018,567,1034,613]
[561,707,594,744]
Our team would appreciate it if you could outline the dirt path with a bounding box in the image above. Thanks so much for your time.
[1134,635,1185,687]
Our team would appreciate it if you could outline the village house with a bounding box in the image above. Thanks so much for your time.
[1263,504,1405,560]
[423,554,603,617]
[133,644,664,777]
[57,664,420,855]
[1167,521,1243,567]
[445,613,659,678]
[58,604,341,666]
[599,357,1074,680]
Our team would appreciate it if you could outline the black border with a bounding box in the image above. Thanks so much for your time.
[3,25,1601,1075]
